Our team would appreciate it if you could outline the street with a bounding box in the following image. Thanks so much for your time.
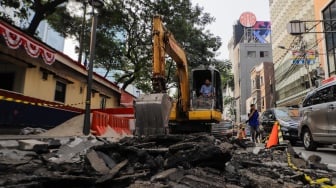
[294,146,336,171]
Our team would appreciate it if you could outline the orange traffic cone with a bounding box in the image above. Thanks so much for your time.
[265,122,279,148]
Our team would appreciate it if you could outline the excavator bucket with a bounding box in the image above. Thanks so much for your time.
[135,93,172,135]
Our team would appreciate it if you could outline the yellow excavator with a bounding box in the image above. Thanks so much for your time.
[135,15,223,135]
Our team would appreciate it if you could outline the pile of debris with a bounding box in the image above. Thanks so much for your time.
[0,134,335,187]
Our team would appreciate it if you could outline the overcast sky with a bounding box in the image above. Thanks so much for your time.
[190,0,270,60]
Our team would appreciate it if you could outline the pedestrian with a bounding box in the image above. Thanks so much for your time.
[246,104,259,143]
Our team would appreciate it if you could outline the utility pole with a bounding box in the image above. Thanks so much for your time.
[299,36,313,89]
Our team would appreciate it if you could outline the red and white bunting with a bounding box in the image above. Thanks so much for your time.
[0,22,55,65]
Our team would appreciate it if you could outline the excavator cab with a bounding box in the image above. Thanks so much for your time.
[190,66,223,112]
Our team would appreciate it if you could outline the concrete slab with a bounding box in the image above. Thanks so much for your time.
[87,150,110,174]
[0,140,19,149]
[48,137,103,164]
[18,139,48,151]
[0,149,36,165]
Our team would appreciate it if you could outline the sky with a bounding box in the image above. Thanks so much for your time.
[190,0,270,60]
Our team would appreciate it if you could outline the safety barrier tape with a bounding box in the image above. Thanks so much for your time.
[276,121,284,144]
[0,95,84,108]
[286,150,336,187]
[261,135,269,144]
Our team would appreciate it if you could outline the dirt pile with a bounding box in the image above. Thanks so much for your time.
[40,114,87,137]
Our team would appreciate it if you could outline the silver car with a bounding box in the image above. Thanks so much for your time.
[298,80,336,151]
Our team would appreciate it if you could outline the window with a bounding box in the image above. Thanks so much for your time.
[54,81,66,103]
[302,95,312,107]
[260,76,264,85]
[304,87,332,107]
[247,51,256,58]
[323,1,336,75]
[260,51,269,57]
[42,72,48,80]
[261,97,265,109]
[0,72,14,91]
[79,86,83,94]
[100,97,107,109]
[316,87,333,104]
[262,110,271,120]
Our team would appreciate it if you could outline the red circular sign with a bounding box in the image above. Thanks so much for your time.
[239,12,257,27]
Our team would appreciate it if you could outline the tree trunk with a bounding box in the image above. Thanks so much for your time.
[26,12,44,35]
[26,0,67,35]
[116,72,133,84]
[103,69,110,78]
[122,76,136,90]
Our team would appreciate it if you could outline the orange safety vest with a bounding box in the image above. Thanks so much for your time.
[237,128,246,140]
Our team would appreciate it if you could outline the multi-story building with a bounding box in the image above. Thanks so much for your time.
[223,83,234,120]
[37,20,65,52]
[314,0,336,78]
[249,62,275,113]
[270,0,320,107]
[229,20,272,122]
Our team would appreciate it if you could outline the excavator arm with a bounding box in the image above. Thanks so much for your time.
[135,15,190,135]
[152,15,190,112]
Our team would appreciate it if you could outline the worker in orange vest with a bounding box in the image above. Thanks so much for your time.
[237,124,246,140]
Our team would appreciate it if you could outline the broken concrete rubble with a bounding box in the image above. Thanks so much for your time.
[0,134,335,188]
[18,139,48,152]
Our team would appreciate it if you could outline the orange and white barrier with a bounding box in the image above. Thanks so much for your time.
[108,114,132,135]
[91,111,108,136]
[90,111,133,136]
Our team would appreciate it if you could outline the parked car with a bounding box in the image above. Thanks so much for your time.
[260,107,300,144]
[299,79,336,151]
[212,121,237,139]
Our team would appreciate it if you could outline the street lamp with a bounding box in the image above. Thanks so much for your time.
[83,0,104,135]
[278,45,314,90]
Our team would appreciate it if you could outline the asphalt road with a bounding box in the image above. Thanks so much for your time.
[294,146,336,171]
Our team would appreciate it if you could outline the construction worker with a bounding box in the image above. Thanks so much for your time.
[237,124,246,140]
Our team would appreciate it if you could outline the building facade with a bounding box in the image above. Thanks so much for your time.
[0,20,124,127]
[270,0,321,107]
[229,20,272,122]
[249,62,275,113]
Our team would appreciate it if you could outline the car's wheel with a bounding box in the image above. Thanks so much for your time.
[302,128,317,151]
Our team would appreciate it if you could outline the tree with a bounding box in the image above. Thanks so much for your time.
[0,0,67,35]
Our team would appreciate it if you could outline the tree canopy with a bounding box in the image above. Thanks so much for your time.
[1,0,232,93]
